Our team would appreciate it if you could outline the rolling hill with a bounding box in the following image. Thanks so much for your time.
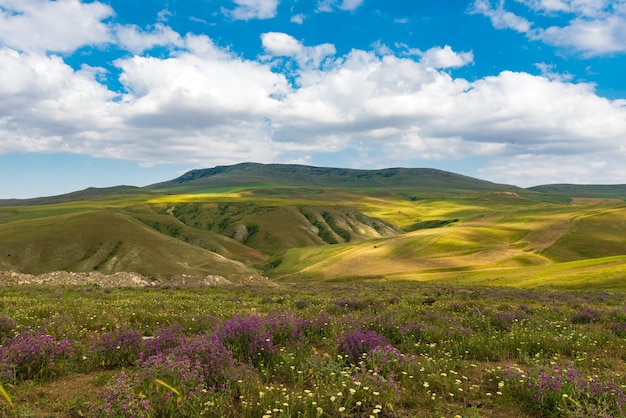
[1,163,626,288]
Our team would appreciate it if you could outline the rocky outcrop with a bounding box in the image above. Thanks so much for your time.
[0,270,270,287]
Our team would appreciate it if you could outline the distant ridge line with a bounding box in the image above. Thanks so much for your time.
[3,163,626,204]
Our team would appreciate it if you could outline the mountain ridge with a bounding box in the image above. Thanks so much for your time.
[3,163,626,205]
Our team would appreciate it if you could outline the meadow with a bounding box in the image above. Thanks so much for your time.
[0,282,625,417]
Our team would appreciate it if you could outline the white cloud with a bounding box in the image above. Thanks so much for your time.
[420,45,474,69]
[534,62,574,81]
[115,23,184,54]
[261,32,303,56]
[268,47,626,178]
[3,33,626,171]
[537,14,626,55]
[261,32,336,68]
[0,46,117,154]
[223,0,280,20]
[479,152,626,187]
[157,9,172,22]
[0,0,113,53]
[338,0,364,11]
[516,0,612,17]
[317,0,364,12]
[472,0,626,55]
[116,35,289,117]
[470,0,533,33]
[290,13,306,24]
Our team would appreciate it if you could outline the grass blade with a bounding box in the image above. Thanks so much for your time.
[154,378,183,403]
[0,383,14,408]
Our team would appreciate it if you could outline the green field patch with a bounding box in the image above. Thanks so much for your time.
[404,218,458,232]
[409,255,626,290]
[542,207,626,261]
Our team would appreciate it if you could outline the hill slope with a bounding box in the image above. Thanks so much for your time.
[2,163,626,288]
[0,210,262,281]
[529,184,626,201]
[149,163,525,193]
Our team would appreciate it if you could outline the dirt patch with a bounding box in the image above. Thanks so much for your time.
[7,371,107,417]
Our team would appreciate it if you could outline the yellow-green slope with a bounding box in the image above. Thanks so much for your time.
[0,210,261,281]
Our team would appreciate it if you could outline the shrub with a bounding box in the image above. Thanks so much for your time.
[171,333,240,387]
[571,309,601,324]
[215,315,277,365]
[500,364,626,417]
[90,327,143,369]
[491,310,527,331]
[263,311,304,346]
[91,334,242,417]
[0,329,76,382]
[338,329,390,362]
[143,323,187,357]
[90,373,153,418]
[0,316,15,343]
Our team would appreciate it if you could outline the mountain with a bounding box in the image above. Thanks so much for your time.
[1,163,626,288]
[149,162,525,192]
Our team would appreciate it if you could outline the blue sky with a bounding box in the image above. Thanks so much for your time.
[1,0,626,198]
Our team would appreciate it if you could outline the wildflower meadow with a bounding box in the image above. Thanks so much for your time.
[0,282,625,417]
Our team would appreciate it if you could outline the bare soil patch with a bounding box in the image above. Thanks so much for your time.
[8,372,107,417]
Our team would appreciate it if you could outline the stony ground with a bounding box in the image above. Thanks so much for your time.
[0,270,271,287]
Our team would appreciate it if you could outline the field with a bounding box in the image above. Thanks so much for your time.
[1,164,626,416]
[0,283,625,417]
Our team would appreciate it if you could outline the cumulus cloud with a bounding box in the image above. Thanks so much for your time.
[0,0,113,53]
[115,23,183,54]
[223,0,280,20]
[420,45,474,69]
[479,152,626,187]
[471,0,626,55]
[0,46,118,154]
[271,48,626,166]
[537,14,626,55]
[2,29,626,172]
[261,32,336,68]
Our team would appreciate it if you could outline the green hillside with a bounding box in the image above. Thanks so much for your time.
[0,210,262,280]
[149,163,527,194]
[529,183,626,200]
[0,186,147,207]
[1,163,626,289]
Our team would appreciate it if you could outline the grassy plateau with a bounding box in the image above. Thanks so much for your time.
[1,163,625,417]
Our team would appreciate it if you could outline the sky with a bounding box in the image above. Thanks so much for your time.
[1,0,626,198]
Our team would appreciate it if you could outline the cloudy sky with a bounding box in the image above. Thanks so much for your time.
[1,0,626,198]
